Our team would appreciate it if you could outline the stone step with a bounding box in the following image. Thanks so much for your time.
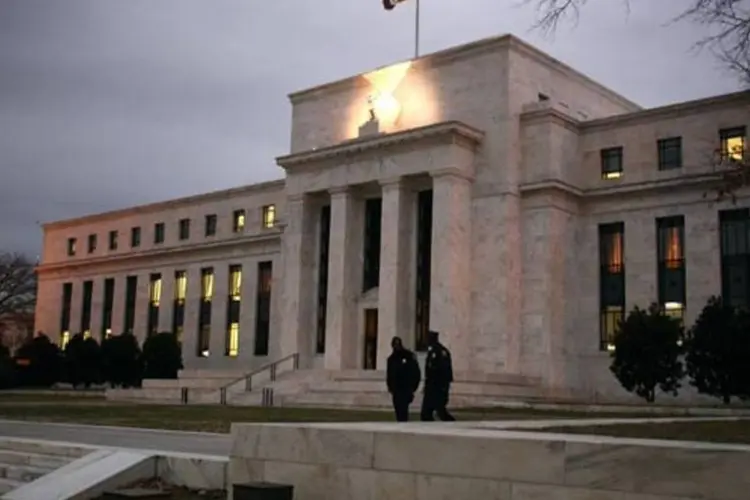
[0,449,71,469]
[310,380,541,399]
[280,390,528,409]
[329,369,540,386]
[0,463,50,482]
[0,477,22,495]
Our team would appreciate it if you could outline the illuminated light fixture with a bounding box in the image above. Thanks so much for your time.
[606,343,616,352]
[362,61,412,128]
[201,349,210,357]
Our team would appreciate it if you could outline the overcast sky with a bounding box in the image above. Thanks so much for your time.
[0,0,741,257]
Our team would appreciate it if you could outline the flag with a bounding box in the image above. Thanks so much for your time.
[383,0,409,10]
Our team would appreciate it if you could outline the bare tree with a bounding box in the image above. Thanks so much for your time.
[0,252,37,318]
[527,0,750,84]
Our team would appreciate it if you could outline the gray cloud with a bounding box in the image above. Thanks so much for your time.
[0,0,740,256]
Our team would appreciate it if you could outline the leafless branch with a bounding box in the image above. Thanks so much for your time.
[703,148,750,203]
[0,252,37,318]
[528,0,750,84]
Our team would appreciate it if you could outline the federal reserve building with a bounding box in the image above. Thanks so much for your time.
[33,34,749,406]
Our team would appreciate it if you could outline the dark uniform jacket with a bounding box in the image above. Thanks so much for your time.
[387,349,421,394]
[425,342,453,389]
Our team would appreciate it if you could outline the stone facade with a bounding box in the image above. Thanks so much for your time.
[35,34,750,401]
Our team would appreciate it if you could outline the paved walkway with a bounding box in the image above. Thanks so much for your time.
[0,420,230,456]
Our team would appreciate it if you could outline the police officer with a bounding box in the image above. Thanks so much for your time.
[386,336,421,422]
[420,330,456,422]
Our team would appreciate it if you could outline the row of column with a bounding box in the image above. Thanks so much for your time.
[60,261,271,360]
[281,169,473,372]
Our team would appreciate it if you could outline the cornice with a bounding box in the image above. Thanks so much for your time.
[43,179,286,231]
[520,106,582,133]
[276,121,484,172]
[37,231,281,276]
[581,90,750,132]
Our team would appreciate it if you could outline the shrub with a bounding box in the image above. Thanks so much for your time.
[101,333,142,388]
[14,334,62,387]
[610,303,685,403]
[142,332,183,379]
[685,296,750,404]
[64,334,102,388]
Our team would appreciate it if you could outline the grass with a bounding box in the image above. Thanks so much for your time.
[542,419,750,445]
[0,399,657,433]
[0,392,106,403]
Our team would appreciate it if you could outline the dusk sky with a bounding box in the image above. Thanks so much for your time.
[0,0,741,258]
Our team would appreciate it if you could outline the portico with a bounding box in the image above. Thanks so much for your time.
[276,121,484,372]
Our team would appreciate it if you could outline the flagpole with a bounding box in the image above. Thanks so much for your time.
[414,0,420,59]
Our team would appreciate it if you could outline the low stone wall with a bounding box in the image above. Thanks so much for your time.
[229,421,750,500]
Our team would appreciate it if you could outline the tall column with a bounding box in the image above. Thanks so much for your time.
[324,187,359,370]
[209,263,229,358]
[377,177,413,370]
[429,170,473,372]
[240,258,258,361]
[279,194,316,367]
[69,281,82,334]
[158,270,175,333]
[181,267,202,362]
[90,278,103,340]
[133,273,150,344]
[111,275,126,335]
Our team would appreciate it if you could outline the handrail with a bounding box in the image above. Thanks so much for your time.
[217,352,300,405]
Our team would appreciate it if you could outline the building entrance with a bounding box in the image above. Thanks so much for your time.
[363,309,378,370]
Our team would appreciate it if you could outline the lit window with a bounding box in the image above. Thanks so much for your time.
[227,323,239,357]
[105,328,112,338]
[233,210,245,233]
[67,238,77,257]
[720,127,746,162]
[229,265,242,300]
[82,331,91,340]
[61,331,70,349]
[262,205,276,229]
[175,271,187,301]
[149,275,162,306]
[601,147,623,180]
[201,268,214,300]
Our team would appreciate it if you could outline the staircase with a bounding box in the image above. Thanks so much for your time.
[0,439,92,496]
[275,370,560,409]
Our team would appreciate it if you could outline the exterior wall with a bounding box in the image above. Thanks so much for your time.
[35,181,286,373]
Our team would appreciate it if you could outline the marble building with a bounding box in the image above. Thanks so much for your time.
[35,34,749,401]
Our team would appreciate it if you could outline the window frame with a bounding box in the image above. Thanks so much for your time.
[600,147,624,180]
[657,137,682,170]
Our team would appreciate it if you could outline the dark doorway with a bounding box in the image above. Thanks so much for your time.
[363,309,378,370]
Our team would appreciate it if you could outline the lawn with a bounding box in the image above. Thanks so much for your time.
[542,419,750,445]
[0,399,655,433]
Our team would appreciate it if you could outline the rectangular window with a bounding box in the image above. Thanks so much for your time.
[197,268,213,357]
[101,278,114,339]
[67,238,77,257]
[226,264,242,356]
[262,205,276,229]
[657,137,682,170]
[254,261,273,356]
[316,205,331,354]
[124,275,137,335]
[147,273,162,336]
[60,282,73,347]
[601,147,623,180]
[205,214,217,237]
[599,222,625,351]
[720,208,750,309]
[80,280,93,338]
[414,189,433,351]
[131,227,141,248]
[154,222,165,244]
[233,210,245,233]
[178,218,190,241]
[108,230,118,250]
[172,270,187,342]
[657,216,686,320]
[720,126,746,162]
[362,197,382,291]
[87,234,97,254]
